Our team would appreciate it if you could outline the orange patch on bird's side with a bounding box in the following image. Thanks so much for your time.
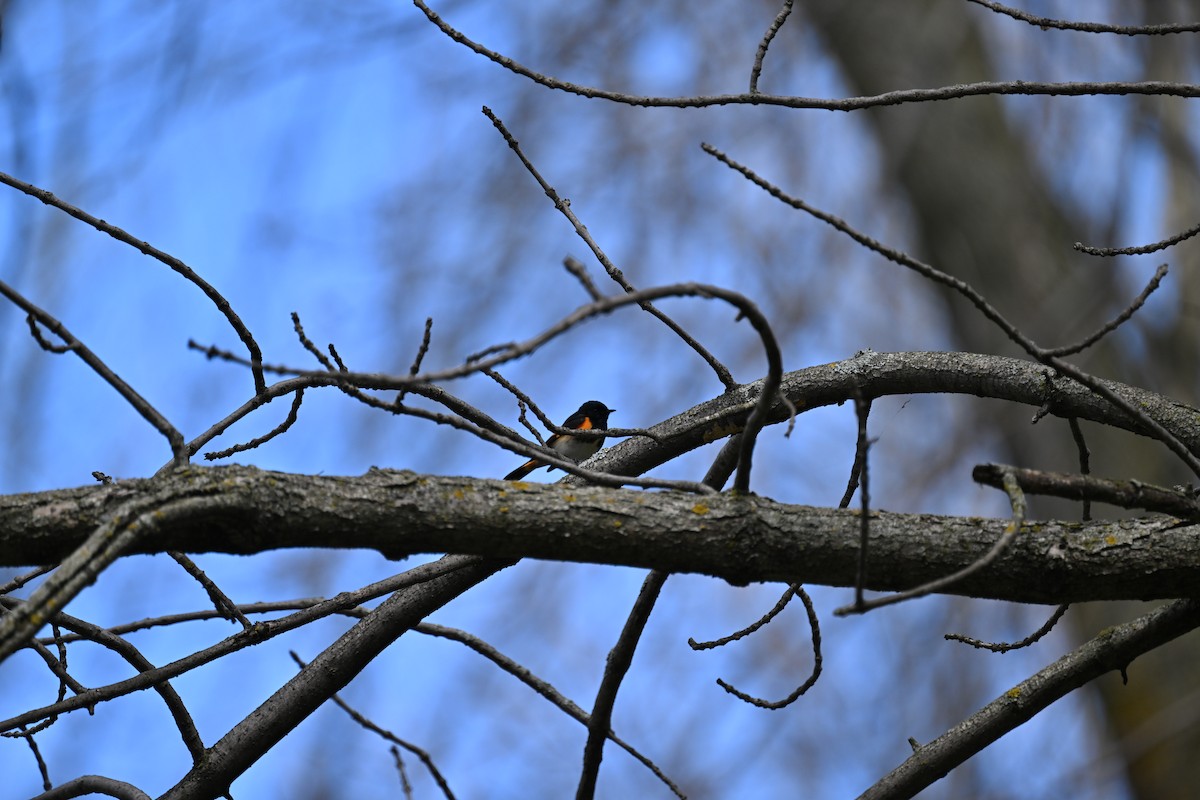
[577,417,594,430]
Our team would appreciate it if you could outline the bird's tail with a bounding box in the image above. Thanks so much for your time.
[504,459,543,481]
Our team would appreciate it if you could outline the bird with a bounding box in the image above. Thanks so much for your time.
[504,400,615,480]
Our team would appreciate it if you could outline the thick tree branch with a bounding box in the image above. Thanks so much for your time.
[4,465,1198,604]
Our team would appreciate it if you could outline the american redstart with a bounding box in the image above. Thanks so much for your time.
[504,400,615,480]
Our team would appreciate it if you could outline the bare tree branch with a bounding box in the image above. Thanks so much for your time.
[964,0,1200,35]
[2,559,470,732]
[413,1,1200,108]
[858,598,1200,799]
[0,169,266,393]
[6,465,1199,620]
[30,775,151,800]
[0,279,186,467]
[160,555,507,800]
[749,0,795,93]
[973,463,1200,519]
[481,106,738,392]
[701,145,1200,478]
[1075,219,1200,256]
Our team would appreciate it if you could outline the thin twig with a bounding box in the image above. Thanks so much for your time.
[417,624,683,798]
[205,388,304,461]
[18,725,50,791]
[159,556,506,800]
[836,468,1027,615]
[946,604,1070,652]
[414,1,1200,107]
[167,553,251,628]
[562,256,603,301]
[965,0,1200,35]
[289,652,456,799]
[702,144,1200,480]
[852,395,872,610]
[3,600,205,762]
[0,169,264,392]
[1068,418,1092,521]
[0,279,187,467]
[396,317,434,404]
[713,586,822,710]
[750,0,795,93]
[2,559,472,733]
[859,598,1200,799]
[689,586,797,651]
[1045,264,1168,356]
[0,566,55,595]
[482,106,738,392]
[1076,220,1200,255]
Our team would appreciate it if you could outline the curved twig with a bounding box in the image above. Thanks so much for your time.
[1075,220,1200,256]
[836,468,1026,615]
[964,0,1200,35]
[859,598,1200,799]
[30,775,151,800]
[413,1,1200,108]
[482,106,737,392]
[750,0,795,93]
[946,604,1070,653]
[190,282,783,492]
[701,144,1200,479]
[0,170,265,393]
[712,586,822,710]
[413,624,683,798]
[0,279,186,467]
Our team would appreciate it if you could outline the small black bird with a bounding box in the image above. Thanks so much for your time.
[504,401,615,480]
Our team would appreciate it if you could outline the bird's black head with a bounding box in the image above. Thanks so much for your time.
[579,400,615,429]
